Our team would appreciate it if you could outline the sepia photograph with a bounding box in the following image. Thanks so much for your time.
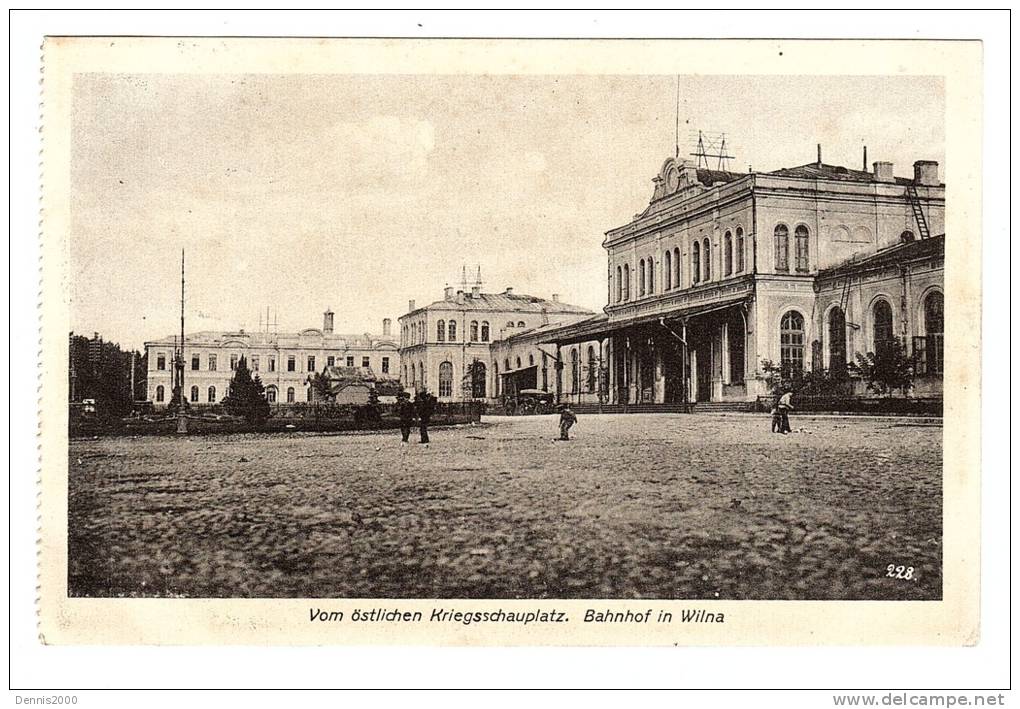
[64,67,946,602]
[11,8,1009,701]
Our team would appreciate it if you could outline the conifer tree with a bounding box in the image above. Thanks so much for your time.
[221,356,270,423]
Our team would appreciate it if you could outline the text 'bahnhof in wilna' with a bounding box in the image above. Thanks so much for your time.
[146,145,944,410]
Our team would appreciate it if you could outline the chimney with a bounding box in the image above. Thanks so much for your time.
[816,144,822,166]
[408,299,415,312]
[551,293,560,303]
[863,146,868,171]
[872,161,894,183]
[382,318,391,336]
[322,309,334,334]
[471,284,481,298]
[444,285,454,300]
[456,290,465,304]
[913,160,939,187]
[505,287,514,296]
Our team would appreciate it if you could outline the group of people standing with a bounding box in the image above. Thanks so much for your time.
[392,390,580,445]
[396,390,436,445]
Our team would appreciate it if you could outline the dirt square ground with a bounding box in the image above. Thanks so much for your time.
[68,413,942,599]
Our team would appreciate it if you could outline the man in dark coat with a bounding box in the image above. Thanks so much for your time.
[396,390,415,444]
[415,390,437,445]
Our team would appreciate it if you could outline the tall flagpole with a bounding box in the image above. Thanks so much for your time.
[177,249,188,433]
[675,75,680,159]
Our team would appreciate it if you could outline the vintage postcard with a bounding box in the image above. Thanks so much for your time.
[39,37,981,645]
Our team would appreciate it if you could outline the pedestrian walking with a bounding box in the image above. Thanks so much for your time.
[415,390,436,445]
[557,403,578,441]
[777,389,794,434]
[396,390,415,444]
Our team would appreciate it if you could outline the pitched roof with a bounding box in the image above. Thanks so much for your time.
[694,168,744,187]
[817,234,945,279]
[766,162,920,186]
[416,291,594,315]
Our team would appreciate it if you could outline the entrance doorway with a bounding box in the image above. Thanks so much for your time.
[662,341,685,404]
[695,343,712,402]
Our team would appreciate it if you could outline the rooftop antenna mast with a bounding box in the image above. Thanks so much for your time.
[689,130,735,171]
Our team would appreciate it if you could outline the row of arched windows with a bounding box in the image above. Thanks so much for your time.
[778,290,944,376]
[610,222,815,304]
[615,230,751,303]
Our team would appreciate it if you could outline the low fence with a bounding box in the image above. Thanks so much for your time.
[71,401,484,438]
[753,395,943,417]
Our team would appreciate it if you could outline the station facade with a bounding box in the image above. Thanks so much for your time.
[543,152,945,405]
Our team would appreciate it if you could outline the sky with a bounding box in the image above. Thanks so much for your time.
[70,73,944,350]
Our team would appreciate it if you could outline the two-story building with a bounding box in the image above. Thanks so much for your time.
[542,150,944,405]
[398,280,595,402]
[145,311,399,407]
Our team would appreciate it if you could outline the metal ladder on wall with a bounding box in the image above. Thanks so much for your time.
[907,185,931,240]
[838,271,861,331]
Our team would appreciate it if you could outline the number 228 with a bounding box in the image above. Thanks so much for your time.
[886,564,914,580]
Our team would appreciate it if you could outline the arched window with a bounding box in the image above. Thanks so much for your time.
[702,238,711,281]
[775,224,790,272]
[155,385,165,403]
[286,387,295,403]
[616,266,623,302]
[586,345,597,393]
[828,307,847,373]
[692,241,701,283]
[515,356,522,370]
[528,353,535,367]
[795,225,810,272]
[638,259,646,296]
[506,321,515,328]
[922,291,944,374]
[780,311,805,375]
[481,321,490,342]
[724,231,733,276]
[664,250,672,290]
[448,320,457,341]
[673,247,681,288]
[517,321,525,328]
[541,352,549,391]
[438,361,453,397]
[418,362,424,388]
[571,348,580,393]
[266,386,277,403]
[901,230,915,243]
[471,361,487,398]
[208,385,217,403]
[623,264,631,301]
[647,258,654,293]
[470,321,479,341]
[735,227,745,273]
[436,320,446,342]
[190,385,199,402]
[504,358,510,371]
[493,361,499,396]
[873,300,895,356]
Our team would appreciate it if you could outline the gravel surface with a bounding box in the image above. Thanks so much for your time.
[68,414,942,599]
